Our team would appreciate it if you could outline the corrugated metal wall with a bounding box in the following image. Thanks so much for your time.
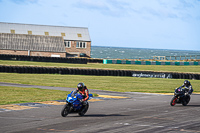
[0,33,65,52]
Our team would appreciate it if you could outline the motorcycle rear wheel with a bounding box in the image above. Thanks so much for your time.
[186,95,190,104]
[182,98,188,106]
[182,95,190,106]
[78,103,89,116]
[170,97,177,106]
[61,104,70,117]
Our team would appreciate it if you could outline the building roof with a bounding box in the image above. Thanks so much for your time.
[0,33,66,52]
[0,22,91,42]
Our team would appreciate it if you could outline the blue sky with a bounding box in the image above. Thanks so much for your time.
[0,0,200,50]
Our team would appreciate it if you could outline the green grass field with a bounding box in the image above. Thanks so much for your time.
[0,86,68,105]
[0,73,199,93]
[0,60,200,105]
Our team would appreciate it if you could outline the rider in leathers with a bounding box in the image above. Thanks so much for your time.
[175,80,193,95]
[71,83,89,110]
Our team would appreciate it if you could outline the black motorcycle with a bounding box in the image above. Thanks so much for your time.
[170,88,190,106]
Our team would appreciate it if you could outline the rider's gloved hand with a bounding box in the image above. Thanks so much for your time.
[80,99,84,102]
[185,92,189,96]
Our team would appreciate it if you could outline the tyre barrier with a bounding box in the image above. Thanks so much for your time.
[0,65,200,80]
[0,54,87,64]
[87,58,103,63]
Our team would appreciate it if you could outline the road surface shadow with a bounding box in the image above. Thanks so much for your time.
[187,105,200,107]
[73,114,129,117]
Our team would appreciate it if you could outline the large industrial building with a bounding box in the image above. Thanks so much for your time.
[0,22,91,57]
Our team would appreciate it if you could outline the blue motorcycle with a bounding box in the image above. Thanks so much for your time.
[61,91,93,117]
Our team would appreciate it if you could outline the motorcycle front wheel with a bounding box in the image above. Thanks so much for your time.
[170,97,177,106]
[61,104,70,117]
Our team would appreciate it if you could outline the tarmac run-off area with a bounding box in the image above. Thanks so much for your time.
[0,82,200,133]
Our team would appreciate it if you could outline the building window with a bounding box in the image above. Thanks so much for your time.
[45,32,49,36]
[10,29,15,34]
[61,33,66,36]
[28,31,32,35]
[77,33,82,37]
[64,41,71,48]
[76,42,87,48]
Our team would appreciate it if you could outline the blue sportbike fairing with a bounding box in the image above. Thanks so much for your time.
[61,91,93,117]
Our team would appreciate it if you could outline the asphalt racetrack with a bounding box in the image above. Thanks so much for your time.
[1,83,200,133]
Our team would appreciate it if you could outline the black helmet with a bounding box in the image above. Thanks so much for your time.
[77,82,85,91]
[184,80,189,86]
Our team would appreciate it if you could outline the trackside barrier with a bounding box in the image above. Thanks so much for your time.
[0,54,104,64]
[103,59,200,65]
[0,65,200,80]
[0,54,87,64]
[87,58,103,63]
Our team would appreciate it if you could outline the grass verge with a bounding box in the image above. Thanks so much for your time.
[0,73,200,94]
[0,86,69,105]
